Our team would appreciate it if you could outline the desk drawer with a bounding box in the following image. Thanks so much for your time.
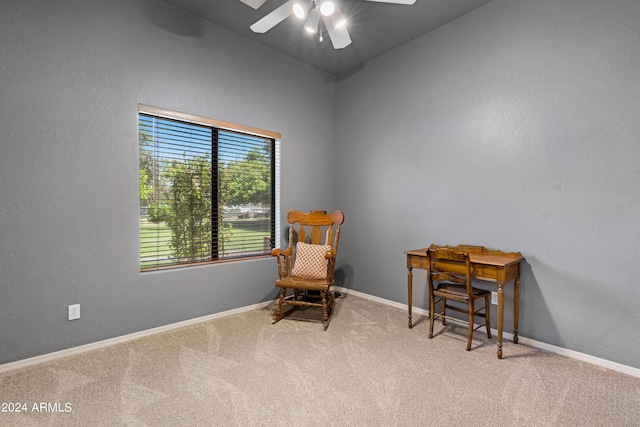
[407,254,429,269]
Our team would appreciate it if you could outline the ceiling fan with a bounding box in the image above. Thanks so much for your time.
[250,0,416,50]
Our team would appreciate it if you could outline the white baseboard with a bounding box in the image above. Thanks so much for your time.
[3,290,639,379]
[334,286,640,379]
[0,300,273,374]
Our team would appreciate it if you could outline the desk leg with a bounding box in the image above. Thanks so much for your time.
[407,267,413,329]
[497,283,505,359]
[513,276,520,344]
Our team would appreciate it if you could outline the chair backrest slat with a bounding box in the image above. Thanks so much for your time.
[310,225,322,244]
[432,271,466,285]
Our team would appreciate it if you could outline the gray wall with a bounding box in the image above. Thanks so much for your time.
[335,0,640,368]
[0,0,335,364]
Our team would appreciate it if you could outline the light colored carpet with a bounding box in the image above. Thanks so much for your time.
[1,294,639,426]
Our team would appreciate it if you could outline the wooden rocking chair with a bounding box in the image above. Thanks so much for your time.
[271,210,344,330]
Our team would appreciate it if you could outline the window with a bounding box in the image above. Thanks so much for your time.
[138,105,280,271]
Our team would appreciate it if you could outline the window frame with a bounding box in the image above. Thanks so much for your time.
[138,104,281,272]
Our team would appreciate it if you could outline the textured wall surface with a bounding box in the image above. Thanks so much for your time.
[0,0,336,364]
[335,0,640,368]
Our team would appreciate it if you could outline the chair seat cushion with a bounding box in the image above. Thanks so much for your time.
[435,283,490,298]
[291,242,331,279]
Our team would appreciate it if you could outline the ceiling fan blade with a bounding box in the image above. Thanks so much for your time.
[250,0,294,33]
[365,0,416,4]
[325,19,351,49]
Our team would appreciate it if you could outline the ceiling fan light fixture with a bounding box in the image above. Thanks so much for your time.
[304,8,320,33]
[291,0,311,20]
[319,1,335,17]
[292,2,307,20]
[252,0,416,51]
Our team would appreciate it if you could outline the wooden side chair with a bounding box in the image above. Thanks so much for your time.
[426,247,492,350]
[271,210,344,330]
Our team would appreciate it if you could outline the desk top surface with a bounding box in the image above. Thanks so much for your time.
[405,248,524,267]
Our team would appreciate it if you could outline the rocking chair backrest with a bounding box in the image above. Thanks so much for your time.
[287,210,344,275]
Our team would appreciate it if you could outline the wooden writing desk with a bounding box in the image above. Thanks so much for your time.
[405,245,524,359]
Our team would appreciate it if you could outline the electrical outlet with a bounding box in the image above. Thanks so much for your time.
[491,292,498,305]
[68,304,80,320]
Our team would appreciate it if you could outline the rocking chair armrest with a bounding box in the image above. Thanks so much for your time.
[272,247,292,280]
[324,250,335,260]
[271,247,292,257]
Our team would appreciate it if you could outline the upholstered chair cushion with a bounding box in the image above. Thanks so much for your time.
[292,242,331,279]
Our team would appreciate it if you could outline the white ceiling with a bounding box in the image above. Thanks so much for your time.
[161,0,494,76]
